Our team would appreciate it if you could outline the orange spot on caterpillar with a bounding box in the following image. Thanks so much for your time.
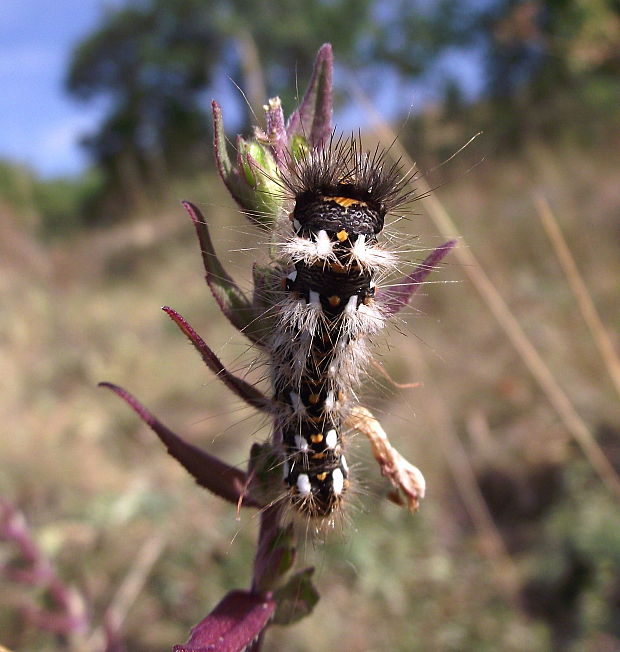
[308,394,320,404]
[316,472,328,481]
[310,433,323,443]
[312,452,325,460]
[322,196,367,209]
[336,229,349,241]
[328,295,341,307]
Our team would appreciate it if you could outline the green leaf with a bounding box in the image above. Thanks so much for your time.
[272,568,320,625]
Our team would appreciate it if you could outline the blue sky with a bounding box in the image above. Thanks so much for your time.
[0,0,120,177]
[0,1,483,179]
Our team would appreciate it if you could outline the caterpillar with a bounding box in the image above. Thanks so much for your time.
[102,46,454,536]
[270,136,416,519]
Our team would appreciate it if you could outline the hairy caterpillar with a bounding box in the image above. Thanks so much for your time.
[102,45,454,538]
[271,136,416,519]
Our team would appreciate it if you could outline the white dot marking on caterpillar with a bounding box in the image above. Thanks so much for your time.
[325,429,338,449]
[332,468,344,496]
[315,229,333,257]
[297,473,312,496]
[344,294,359,315]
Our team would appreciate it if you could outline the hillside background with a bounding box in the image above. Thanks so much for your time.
[1,1,620,650]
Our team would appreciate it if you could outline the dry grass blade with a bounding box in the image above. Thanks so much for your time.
[534,194,620,400]
[87,533,167,650]
[407,344,523,602]
[353,86,620,500]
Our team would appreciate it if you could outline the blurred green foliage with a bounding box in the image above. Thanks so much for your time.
[0,160,103,238]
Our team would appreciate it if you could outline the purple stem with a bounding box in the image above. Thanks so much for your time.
[248,503,285,652]
[0,498,90,637]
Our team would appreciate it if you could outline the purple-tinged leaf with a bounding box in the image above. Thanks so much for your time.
[1,499,90,637]
[99,383,259,509]
[379,240,456,316]
[19,606,86,637]
[246,443,287,509]
[173,590,275,652]
[162,307,271,413]
[212,100,233,179]
[286,43,333,148]
[264,97,287,168]
[182,201,260,343]
[212,104,282,225]
[272,568,319,626]
[251,264,269,315]
[212,101,254,210]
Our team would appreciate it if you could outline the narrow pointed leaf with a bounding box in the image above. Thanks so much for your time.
[99,383,259,508]
[213,103,281,222]
[252,264,279,327]
[264,97,287,168]
[379,240,456,316]
[212,100,233,179]
[247,442,286,507]
[182,201,260,343]
[272,568,319,626]
[286,43,333,148]
[174,590,275,652]
[212,101,252,206]
[162,306,271,413]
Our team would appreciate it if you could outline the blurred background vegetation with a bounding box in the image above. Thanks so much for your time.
[1,0,619,650]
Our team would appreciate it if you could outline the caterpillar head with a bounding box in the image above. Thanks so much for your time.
[284,134,416,240]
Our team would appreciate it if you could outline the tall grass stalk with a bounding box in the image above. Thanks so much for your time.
[353,86,620,499]
[534,194,620,400]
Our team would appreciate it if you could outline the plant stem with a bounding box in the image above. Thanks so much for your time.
[249,503,284,652]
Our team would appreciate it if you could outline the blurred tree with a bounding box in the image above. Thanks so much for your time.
[475,0,620,143]
[66,0,619,219]
[67,0,225,217]
[66,0,468,221]
[483,0,620,98]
